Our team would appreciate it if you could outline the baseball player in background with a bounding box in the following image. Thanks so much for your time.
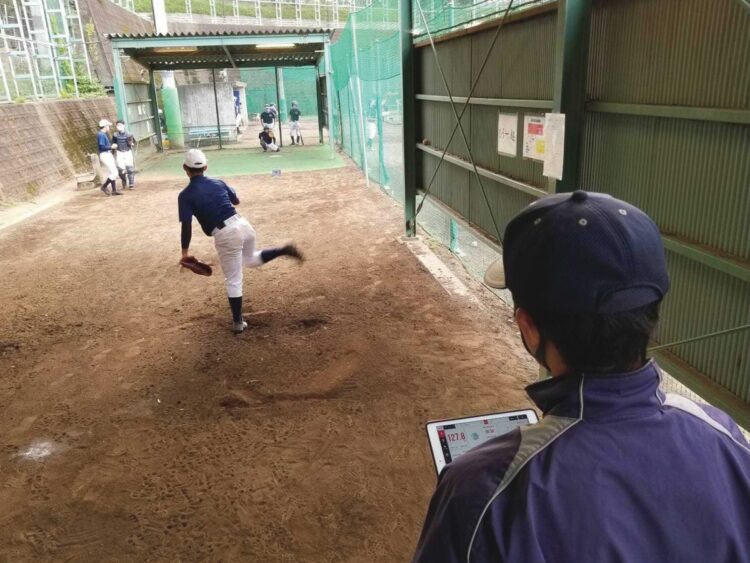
[178,149,303,333]
[112,120,137,190]
[259,104,275,131]
[97,119,122,196]
[259,126,280,152]
[289,101,302,145]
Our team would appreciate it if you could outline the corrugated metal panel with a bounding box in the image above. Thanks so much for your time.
[467,175,537,238]
[580,112,750,261]
[470,104,545,188]
[657,252,750,403]
[418,34,473,97]
[588,0,750,109]
[421,151,472,217]
[419,100,472,161]
[470,10,556,100]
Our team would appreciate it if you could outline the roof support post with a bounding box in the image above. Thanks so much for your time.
[111,46,128,125]
[148,68,164,151]
[551,0,591,193]
[400,0,417,237]
[323,39,336,158]
[315,62,324,144]
[212,68,223,150]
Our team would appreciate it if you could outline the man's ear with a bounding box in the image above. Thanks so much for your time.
[515,307,540,352]
[202,166,208,173]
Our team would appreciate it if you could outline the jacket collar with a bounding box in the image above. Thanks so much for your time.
[525,359,663,422]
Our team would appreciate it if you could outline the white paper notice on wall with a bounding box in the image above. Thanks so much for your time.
[543,113,565,180]
[522,115,545,161]
[497,112,518,156]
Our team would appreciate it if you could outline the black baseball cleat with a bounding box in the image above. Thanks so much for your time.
[281,244,304,262]
[112,191,123,196]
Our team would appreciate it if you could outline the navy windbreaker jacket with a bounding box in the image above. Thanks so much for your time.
[414,360,750,562]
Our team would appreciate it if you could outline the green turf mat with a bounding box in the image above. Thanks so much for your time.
[142,145,344,178]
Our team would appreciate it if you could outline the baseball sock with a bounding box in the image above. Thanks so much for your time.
[260,245,303,263]
[228,296,243,323]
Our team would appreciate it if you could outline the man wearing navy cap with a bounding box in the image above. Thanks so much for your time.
[413,191,750,562]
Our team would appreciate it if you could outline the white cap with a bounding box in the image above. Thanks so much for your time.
[184,148,207,168]
[98,119,111,128]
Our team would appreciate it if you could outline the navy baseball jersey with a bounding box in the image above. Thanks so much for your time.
[289,108,301,122]
[97,131,112,152]
[112,131,134,151]
[178,176,239,236]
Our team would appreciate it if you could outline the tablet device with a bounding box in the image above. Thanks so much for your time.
[426,409,538,474]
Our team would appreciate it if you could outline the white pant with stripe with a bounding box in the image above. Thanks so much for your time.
[212,215,263,298]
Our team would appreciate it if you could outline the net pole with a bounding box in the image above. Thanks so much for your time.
[212,68,223,150]
[315,64,324,143]
[324,39,336,157]
[351,11,370,187]
[275,66,283,147]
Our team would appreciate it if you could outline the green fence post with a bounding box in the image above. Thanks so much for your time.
[551,0,592,193]
[449,218,458,253]
[401,0,417,236]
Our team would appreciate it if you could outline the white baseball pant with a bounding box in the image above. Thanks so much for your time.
[115,149,134,170]
[212,215,263,298]
[289,121,301,136]
[99,151,118,181]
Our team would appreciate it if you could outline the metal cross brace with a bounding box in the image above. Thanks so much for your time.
[413,0,517,245]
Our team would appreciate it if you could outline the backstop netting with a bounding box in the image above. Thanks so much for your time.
[329,0,405,203]
[241,67,319,116]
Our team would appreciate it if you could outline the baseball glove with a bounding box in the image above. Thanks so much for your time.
[180,256,212,276]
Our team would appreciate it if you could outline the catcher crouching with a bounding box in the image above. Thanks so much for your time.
[178,149,304,333]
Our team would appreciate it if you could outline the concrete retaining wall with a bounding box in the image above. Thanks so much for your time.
[0,97,118,203]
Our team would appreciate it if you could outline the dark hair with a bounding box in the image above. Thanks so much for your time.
[185,166,206,175]
[524,301,661,374]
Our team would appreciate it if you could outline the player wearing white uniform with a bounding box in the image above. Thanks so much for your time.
[97,119,122,196]
[178,149,303,333]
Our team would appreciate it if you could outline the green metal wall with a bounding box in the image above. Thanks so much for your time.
[580,0,750,405]
[417,9,556,232]
[415,0,750,413]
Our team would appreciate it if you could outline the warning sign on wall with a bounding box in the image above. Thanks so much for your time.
[523,115,545,161]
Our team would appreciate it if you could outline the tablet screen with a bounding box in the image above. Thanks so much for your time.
[426,410,538,473]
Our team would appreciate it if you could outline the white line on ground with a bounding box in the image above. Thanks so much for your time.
[401,236,478,304]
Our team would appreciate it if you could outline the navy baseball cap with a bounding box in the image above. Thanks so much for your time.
[503,190,669,314]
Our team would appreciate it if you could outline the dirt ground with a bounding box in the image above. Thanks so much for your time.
[0,160,537,562]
